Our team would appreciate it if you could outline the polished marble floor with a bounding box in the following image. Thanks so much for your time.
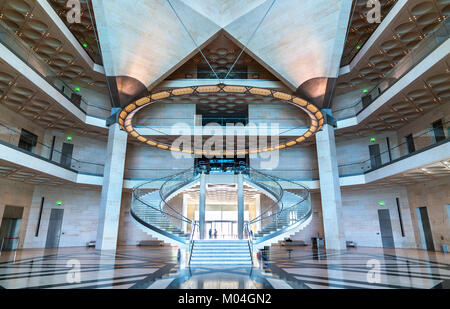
[0,246,449,289]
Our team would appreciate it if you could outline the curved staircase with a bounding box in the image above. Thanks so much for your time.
[131,166,312,264]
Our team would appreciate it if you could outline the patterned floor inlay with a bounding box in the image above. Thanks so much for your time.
[0,246,448,289]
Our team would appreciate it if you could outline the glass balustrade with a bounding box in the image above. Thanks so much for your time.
[0,122,104,175]
[0,119,447,180]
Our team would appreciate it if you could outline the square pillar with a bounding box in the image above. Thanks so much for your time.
[199,173,206,239]
[96,122,127,250]
[316,123,346,251]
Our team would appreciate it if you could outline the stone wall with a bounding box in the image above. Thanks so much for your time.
[406,178,450,252]
[0,178,35,249]
[23,185,101,248]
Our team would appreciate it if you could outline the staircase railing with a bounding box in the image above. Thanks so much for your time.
[158,167,201,230]
[188,221,198,265]
[246,173,311,245]
[244,168,284,230]
[132,170,197,244]
[132,165,311,249]
[244,223,254,265]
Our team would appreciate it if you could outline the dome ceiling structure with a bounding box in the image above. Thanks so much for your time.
[92,0,353,108]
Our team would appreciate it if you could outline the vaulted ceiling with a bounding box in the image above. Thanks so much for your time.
[92,0,353,107]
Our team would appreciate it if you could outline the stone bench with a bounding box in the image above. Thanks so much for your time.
[137,240,164,247]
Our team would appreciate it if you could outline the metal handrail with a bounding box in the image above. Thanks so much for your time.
[132,173,194,225]
[245,171,310,225]
[131,164,310,249]
[245,172,311,244]
[244,223,254,266]
[255,206,313,245]
[158,168,200,225]
[244,168,284,223]
[188,221,199,265]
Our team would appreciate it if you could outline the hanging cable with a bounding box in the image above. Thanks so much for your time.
[166,0,221,82]
[224,0,276,80]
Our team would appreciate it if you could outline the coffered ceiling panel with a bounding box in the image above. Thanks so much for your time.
[0,0,107,93]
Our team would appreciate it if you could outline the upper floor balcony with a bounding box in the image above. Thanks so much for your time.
[334,20,450,122]
[0,117,448,189]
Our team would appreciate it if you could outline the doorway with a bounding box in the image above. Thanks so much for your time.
[405,134,416,154]
[206,221,238,239]
[0,206,24,251]
[45,209,64,249]
[416,207,435,251]
[377,209,395,248]
[18,129,38,153]
[60,143,74,168]
[432,119,445,143]
[369,144,382,169]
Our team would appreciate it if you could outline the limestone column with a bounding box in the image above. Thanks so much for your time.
[315,115,346,251]
[199,173,206,239]
[237,173,244,239]
[96,116,127,250]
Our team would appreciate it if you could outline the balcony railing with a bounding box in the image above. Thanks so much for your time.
[0,122,104,176]
[334,20,450,120]
[0,20,110,119]
[337,121,450,177]
[0,119,447,182]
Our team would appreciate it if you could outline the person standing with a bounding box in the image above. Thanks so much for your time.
[214,229,218,239]
[208,228,212,239]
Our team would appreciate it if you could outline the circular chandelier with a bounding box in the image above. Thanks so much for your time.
[119,84,324,156]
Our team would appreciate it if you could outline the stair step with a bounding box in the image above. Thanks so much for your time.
[191,257,251,261]
[192,250,250,254]
[190,261,252,265]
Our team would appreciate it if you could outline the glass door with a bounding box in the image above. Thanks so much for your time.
[206,221,237,239]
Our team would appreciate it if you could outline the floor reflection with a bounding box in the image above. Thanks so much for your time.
[0,246,448,289]
[159,267,272,289]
